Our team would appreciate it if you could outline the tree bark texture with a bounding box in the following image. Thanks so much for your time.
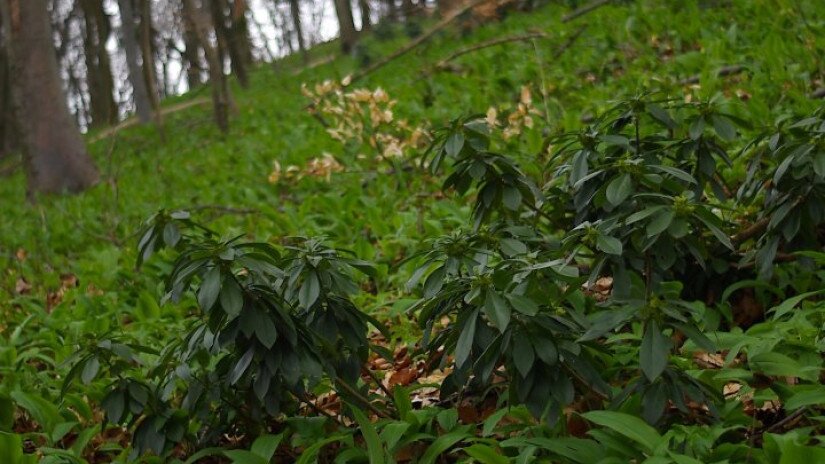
[118,0,153,124]
[2,0,99,194]
[183,0,231,133]
[287,0,308,63]
[334,0,357,53]
[79,0,118,127]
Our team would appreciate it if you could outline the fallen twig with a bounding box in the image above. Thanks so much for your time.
[679,64,747,85]
[433,26,587,71]
[562,0,612,23]
[348,0,489,85]
[89,97,211,143]
[435,32,552,69]
[191,204,259,215]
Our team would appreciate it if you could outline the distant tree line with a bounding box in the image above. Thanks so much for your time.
[0,0,437,195]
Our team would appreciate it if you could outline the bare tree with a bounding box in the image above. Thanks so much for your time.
[138,0,162,112]
[118,0,153,124]
[359,0,372,31]
[333,0,357,53]
[182,7,204,88]
[210,0,250,88]
[287,0,308,63]
[1,0,98,194]
[0,8,15,159]
[182,0,232,133]
[79,0,118,127]
[384,0,398,21]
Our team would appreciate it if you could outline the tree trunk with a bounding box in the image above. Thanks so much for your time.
[80,0,118,127]
[230,0,254,65]
[211,0,249,88]
[183,0,231,133]
[333,0,357,53]
[287,0,308,64]
[2,0,98,194]
[359,0,371,31]
[182,10,203,88]
[118,0,152,124]
[138,0,161,113]
[385,0,398,21]
[0,11,16,159]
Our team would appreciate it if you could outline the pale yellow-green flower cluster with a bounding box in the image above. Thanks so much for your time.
[301,78,430,162]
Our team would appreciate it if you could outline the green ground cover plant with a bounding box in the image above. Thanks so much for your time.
[2,0,825,462]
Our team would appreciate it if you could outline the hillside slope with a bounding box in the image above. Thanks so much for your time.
[1,1,825,462]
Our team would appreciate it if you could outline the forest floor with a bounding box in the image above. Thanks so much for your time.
[2,0,825,462]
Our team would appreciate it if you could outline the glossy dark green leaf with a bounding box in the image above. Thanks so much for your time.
[647,209,675,236]
[512,336,535,378]
[229,348,255,385]
[198,266,222,311]
[80,356,100,385]
[483,291,511,331]
[711,115,736,141]
[455,310,479,368]
[596,234,623,255]
[445,132,465,157]
[299,271,321,308]
[605,173,633,206]
[506,294,539,316]
[219,278,244,318]
[640,321,669,381]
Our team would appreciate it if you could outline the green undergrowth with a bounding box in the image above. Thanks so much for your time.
[1,0,825,462]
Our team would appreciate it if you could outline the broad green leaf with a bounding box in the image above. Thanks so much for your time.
[512,336,535,378]
[605,173,633,206]
[483,291,511,331]
[768,290,825,319]
[749,352,809,379]
[229,348,255,385]
[445,132,465,157]
[463,444,509,464]
[712,115,736,141]
[647,209,674,236]
[455,310,479,368]
[420,427,472,464]
[251,433,284,461]
[299,271,321,308]
[506,294,539,316]
[581,411,662,452]
[352,408,385,464]
[223,449,268,464]
[220,278,244,318]
[80,356,100,385]
[785,386,825,410]
[198,266,222,310]
[11,391,61,434]
[640,321,669,381]
[380,422,410,451]
[596,235,623,255]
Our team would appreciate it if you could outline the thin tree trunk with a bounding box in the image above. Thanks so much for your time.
[118,0,152,124]
[0,10,16,158]
[80,0,118,127]
[182,9,203,88]
[138,0,161,113]
[211,0,249,87]
[2,0,98,194]
[183,0,231,133]
[333,0,357,53]
[385,0,398,21]
[287,0,308,63]
[359,0,371,31]
[230,0,254,65]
